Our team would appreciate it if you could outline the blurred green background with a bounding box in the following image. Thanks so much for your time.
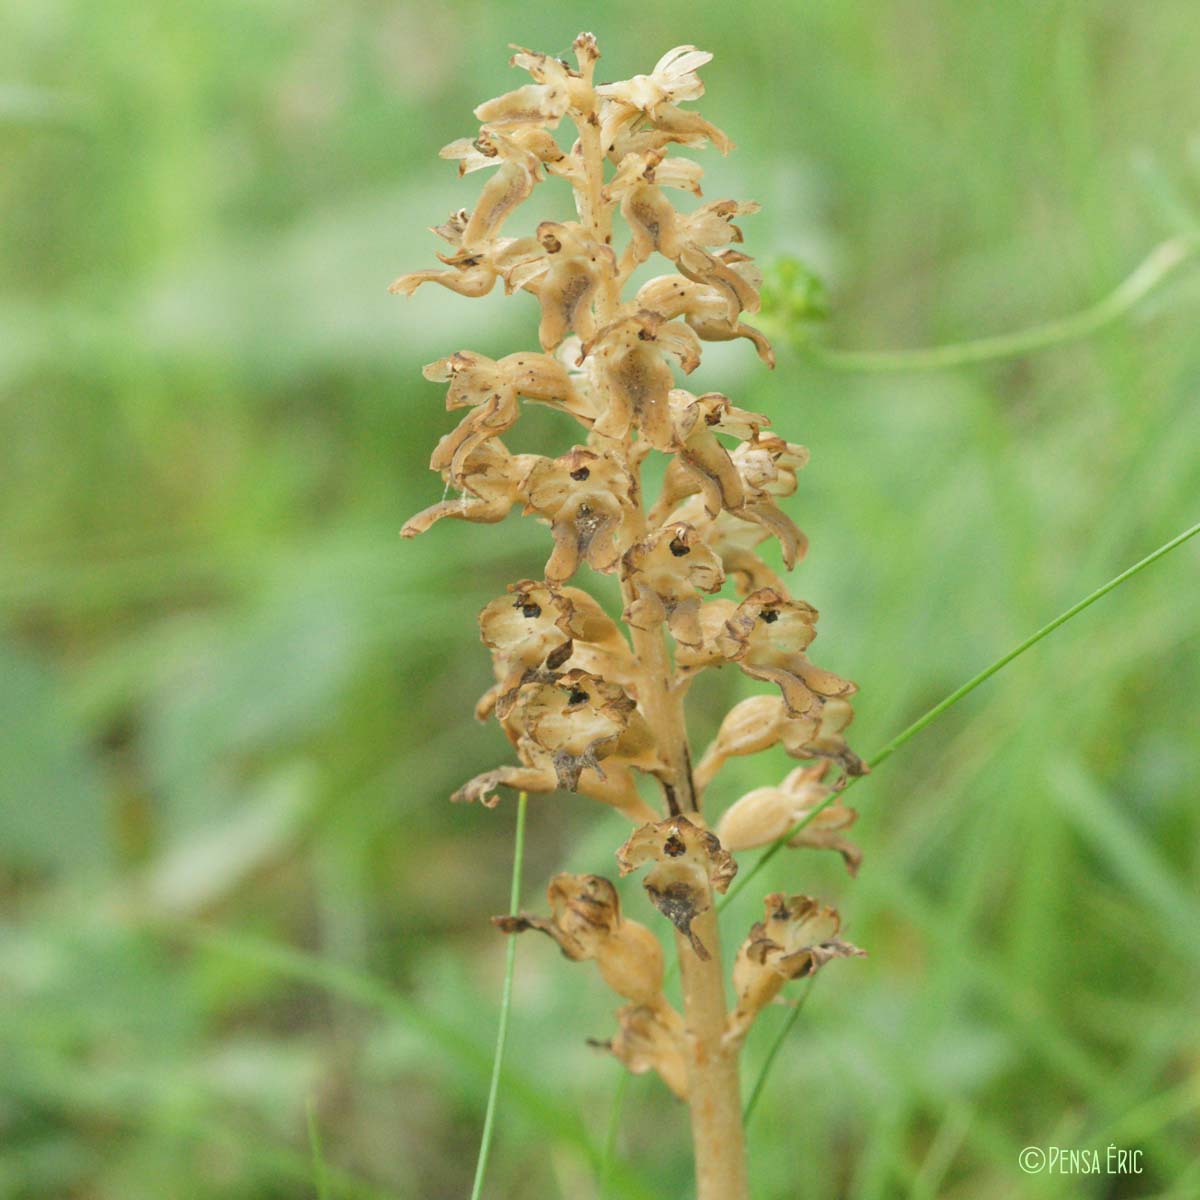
[2,0,1199,1197]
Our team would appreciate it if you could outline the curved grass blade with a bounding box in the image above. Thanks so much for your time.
[805,235,1197,372]
[742,978,817,1122]
[598,1071,630,1199]
[733,519,1200,1112]
[182,918,658,1200]
[722,518,1200,910]
[307,1096,332,1200]
[469,790,529,1200]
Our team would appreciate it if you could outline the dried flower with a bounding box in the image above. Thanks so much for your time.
[604,1002,688,1099]
[494,873,667,1006]
[596,46,732,158]
[621,522,725,647]
[635,275,775,364]
[520,447,639,583]
[400,440,533,537]
[727,893,865,1043]
[476,579,634,718]
[617,816,736,959]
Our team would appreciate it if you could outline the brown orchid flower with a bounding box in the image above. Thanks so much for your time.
[519,447,640,583]
[638,270,777,362]
[617,815,737,959]
[422,348,595,469]
[580,311,701,449]
[453,671,662,822]
[517,669,640,789]
[477,43,598,129]
[602,1002,688,1100]
[400,440,534,538]
[635,273,775,364]
[494,873,671,1010]
[733,433,808,501]
[621,523,724,648]
[387,252,502,300]
[605,149,705,206]
[715,587,855,719]
[621,184,760,278]
[431,349,580,413]
[442,128,549,250]
[728,894,864,1043]
[477,581,595,715]
[499,220,616,350]
[676,245,760,321]
[597,45,732,158]
[644,390,771,522]
[476,579,634,718]
[663,500,799,594]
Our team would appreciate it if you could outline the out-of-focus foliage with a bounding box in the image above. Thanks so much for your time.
[2,1,1199,1197]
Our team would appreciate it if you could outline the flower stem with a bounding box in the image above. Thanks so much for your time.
[570,71,751,1199]
[673,910,749,1200]
[805,234,1198,372]
[615,496,749,1198]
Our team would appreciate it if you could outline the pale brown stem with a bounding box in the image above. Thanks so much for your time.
[629,615,747,1200]
[620,533,749,1200]
[572,83,751,1200]
[675,913,749,1200]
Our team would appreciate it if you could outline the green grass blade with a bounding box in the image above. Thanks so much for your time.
[180,917,658,1200]
[742,978,816,1122]
[1132,152,1200,236]
[1050,762,1200,961]
[722,518,1200,910]
[806,235,1197,372]
[468,790,529,1200]
[733,520,1200,1115]
[598,1071,630,1200]
[307,1096,332,1200]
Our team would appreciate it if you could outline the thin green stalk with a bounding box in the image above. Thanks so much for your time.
[598,1071,630,1199]
[469,790,529,1200]
[182,918,657,1199]
[805,235,1197,372]
[307,1096,332,1200]
[733,519,1199,1114]
[722,518,1200,910]
[742,978,816,1122]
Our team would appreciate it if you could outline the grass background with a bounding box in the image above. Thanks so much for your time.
[2,0,1199,1197]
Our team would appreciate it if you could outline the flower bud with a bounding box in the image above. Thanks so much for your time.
[596,917,666,1006]
[716,764,861,874]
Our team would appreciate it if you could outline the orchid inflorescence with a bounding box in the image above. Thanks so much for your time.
[394,33,864,1199]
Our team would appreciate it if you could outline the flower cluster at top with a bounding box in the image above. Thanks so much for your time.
[393,34,865,1095]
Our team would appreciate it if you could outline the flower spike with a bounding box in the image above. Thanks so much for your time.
[392,36,864,1200]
